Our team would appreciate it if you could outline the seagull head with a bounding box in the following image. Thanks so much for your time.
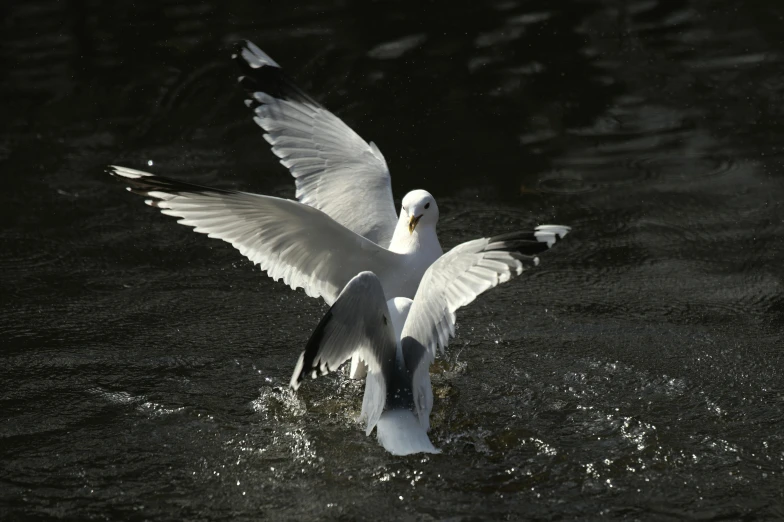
[401,190,438,235]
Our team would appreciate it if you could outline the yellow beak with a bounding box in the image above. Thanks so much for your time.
[408,214,422,234]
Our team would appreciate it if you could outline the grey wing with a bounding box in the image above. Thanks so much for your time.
[290,272,397,433]
[235,41,398,247]
[401,227,571,360]
[108,166,405,305]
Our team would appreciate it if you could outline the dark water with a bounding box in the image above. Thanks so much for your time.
[2,0,784,519]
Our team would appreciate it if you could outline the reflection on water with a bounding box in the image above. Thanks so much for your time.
[2,0,784,519]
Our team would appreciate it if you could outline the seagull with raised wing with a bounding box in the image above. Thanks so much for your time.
[108,40,571,378]
[290,231,549,455]
[111,42,447,306]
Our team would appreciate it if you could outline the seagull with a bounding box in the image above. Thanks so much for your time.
[233,39,445,379]
[108,40,571,377]
[110,43,445,358]
[289,231,547,455]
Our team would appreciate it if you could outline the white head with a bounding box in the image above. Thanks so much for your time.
[400,190,439,235]
[385,297,413,340]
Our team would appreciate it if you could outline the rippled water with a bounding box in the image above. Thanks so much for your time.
[3,0,784,519]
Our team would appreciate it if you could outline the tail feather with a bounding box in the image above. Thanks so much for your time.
[375,410,440,456]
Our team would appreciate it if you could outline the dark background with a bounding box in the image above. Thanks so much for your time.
[2,0,784,520]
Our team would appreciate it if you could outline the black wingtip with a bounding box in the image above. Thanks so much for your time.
[233,40,317,106]
[487,227,571,256]
[486,231,551,256]
[510,252,541,268]
[291,309,334,389]
[232,39,250,56]
[107,167,236,199]
[105,165,126,178]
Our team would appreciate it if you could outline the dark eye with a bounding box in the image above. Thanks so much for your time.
[383,315,388,325]
[424,202,431,209]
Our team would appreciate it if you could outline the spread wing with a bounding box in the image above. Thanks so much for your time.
[235,41,398,247]
[108,166,405,305]
[397,227,569,428]
[290,272,397,434]
[401,226,571,359]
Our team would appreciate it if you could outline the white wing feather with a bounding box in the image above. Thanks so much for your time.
[108,166,404,306]
[236,41,398,246]
[401,232,555,359]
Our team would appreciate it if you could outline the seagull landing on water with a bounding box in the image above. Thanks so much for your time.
[108,165,569,374]
[290,231,555,456]
[107,40,571,380]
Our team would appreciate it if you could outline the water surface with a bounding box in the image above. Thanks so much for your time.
[2,0,784,519]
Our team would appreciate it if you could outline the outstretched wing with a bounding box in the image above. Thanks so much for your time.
[235,41,398,247]
[401,226,571,359]
[290,272,397,434]
[398,226,569,428]
[108,166,405,305]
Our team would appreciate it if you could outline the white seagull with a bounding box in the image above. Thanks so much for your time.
[108,40,570,376]
[290,231,546,455]
[110,42,446,344]
[233,39,445,378]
